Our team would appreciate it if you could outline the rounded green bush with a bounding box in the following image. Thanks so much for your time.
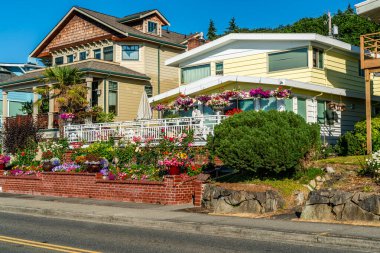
[208,110,320,178]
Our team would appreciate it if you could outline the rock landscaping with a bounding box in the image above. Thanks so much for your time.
[301,189,380,222]
[202,184,285,214]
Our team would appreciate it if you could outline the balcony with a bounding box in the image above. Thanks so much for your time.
[360,32,380,70]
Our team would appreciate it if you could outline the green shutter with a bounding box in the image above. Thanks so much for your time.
[317,100,326,124]
[181,64,211,84]
[297,98,307,120]
[285,98,293,112]
[269,48,308,72]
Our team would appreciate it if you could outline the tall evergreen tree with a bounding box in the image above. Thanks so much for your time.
[226,17,239,34]
[207,19,218,41]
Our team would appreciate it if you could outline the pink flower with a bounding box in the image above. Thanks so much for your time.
[188,143,194,147]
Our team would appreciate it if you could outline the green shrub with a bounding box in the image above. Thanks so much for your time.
[207,110,320,178]
[335,117,380,156]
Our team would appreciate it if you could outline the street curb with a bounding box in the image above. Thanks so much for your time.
[0,205,379,252]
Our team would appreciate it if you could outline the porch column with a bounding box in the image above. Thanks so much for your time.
[365,69,372,154]
[2,91,8,122]
[48,85,54,129]
[32,88,39,117]
[86,77,93,107]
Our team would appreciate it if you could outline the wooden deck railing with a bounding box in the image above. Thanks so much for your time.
[360,32,380,69]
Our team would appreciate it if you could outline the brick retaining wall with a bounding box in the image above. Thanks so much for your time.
[0,170,203,206]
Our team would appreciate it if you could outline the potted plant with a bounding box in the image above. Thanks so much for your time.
[41,150,54,172]
[84,154,102,173]
[60,113,75,125]
[206,95,230,112]
[172,94,196,111]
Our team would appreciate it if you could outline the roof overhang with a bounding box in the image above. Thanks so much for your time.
[356,0,380,23]
[165,33,360,67]
[149,75,375,103]
[30,7,128,58]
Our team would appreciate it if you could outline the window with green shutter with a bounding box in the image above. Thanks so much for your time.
[297,98,307,120]
[317,100,326,124]
[181,64,211,84]
[268,48,308,72]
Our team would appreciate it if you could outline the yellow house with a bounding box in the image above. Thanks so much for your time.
[150,33,380,143]
[0,6,203,136]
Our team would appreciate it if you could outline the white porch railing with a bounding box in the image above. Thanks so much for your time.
[63,115,227,145]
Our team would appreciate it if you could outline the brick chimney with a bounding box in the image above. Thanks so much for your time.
[187,33,206,50]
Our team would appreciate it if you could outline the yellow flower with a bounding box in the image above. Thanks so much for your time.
[178,153,188,159]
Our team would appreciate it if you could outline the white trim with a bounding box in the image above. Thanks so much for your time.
[165,33,360,67]
[120,10,171,26]
[149,75,375,103]
[355,0,380,18]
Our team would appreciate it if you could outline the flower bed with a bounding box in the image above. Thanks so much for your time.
[0,172,203,205]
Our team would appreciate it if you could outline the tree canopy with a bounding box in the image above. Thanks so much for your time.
[211,6,380,46]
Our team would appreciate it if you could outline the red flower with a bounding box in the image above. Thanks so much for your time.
[21,152,25,157]
[169,137,175,142]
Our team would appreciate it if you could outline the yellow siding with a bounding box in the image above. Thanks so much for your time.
[116,42,145,74]
[116,80,145,121]
[223,53,312,83]
[144,43,181,96]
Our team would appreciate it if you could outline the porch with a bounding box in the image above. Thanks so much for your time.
[63,115,227,145]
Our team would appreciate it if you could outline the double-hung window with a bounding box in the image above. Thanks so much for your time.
[55,57,63,66]
[103,46,114,62]
[122,45,139,60]
[93,49,101,60]
[313,48,324,69]
[108,81,118,114]
[148,21,158,34]
[67,55,74,63]
[268,48,308,72]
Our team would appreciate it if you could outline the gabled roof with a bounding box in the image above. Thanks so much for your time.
[118,9,170,26]
[30,6,187,58]
[165,33,360,67]
[355,0,380,23]
[0,60,150,87]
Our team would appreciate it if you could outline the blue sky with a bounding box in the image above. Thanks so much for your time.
[0,0,359,63]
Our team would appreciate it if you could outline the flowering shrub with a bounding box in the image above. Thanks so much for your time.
[40,140,69,160]
[220,90,240,100]
[41,150,54,161]
[360,151,380,183]
[3,165,42,177]
[52,163,82,172]
[225,108,243,116]
[59,113,75,120]
[12,148,38,167]
[0,154,11,165]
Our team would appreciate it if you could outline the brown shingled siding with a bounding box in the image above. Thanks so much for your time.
[41,14,113,55]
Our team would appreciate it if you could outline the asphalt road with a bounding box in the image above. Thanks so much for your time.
[0,212,371,253]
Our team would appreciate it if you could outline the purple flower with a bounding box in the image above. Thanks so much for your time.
[249,87,271,98]
[100,168,109,176]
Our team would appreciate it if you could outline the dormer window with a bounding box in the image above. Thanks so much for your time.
[148,21,158,34]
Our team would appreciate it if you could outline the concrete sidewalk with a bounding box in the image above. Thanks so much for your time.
[0,193,379,252]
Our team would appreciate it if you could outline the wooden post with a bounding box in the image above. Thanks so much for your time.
[365,69,372,154]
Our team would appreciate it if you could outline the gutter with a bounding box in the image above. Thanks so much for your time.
[127,33,187,49]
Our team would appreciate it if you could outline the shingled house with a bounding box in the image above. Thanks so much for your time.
[0,6,203,134]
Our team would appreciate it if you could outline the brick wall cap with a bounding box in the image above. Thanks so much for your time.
[96,180,165,185]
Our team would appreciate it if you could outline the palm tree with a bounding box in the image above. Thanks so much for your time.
[36,66,88,114]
